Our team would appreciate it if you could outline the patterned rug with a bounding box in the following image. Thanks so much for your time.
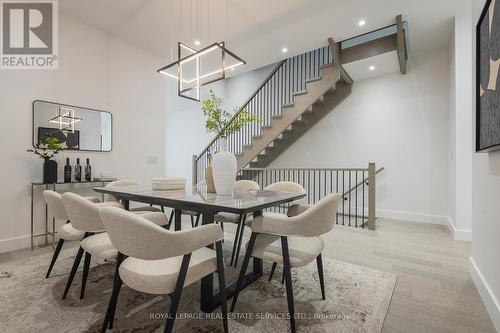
[0,246,396,333]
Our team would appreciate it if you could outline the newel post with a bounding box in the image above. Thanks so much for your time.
[192,155,198,186]
[368,162,376,230]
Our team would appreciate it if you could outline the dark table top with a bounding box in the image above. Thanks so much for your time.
[94,184,305,214]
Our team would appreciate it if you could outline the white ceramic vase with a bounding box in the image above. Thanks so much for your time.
[212,138,237,196]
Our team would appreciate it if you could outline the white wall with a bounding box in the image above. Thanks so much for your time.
[165,80,226,182]
[269,49,451,223]
[449,12,474,241]
[449,24,457,230]
[469,0,500,330]
[0,15,167,252]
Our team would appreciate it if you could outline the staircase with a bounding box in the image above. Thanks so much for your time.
[246,66,352,168]
[193,45,353,183]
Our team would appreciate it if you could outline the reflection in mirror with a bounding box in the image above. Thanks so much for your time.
[33,100,112,151]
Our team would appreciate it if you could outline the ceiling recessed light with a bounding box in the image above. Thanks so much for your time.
[186,92,190,95]
[194,40,201,46]
[358,20,366,27]
[369,65,375,71]
[282,47,288,53]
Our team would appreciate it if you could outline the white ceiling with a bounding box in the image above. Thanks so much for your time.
[59,0,468,80]
[343,51,401,81]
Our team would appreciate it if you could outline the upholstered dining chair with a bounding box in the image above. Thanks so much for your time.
[61,193,168,300]
[214,180,260,267]
[99,206,228,333]
[230,193,341,333]
[263,181,307,207]
[165,180,207,229]
[42,190,110,278]
[258,182,306,277]
[104,179,164,213]
[167,209,200,229]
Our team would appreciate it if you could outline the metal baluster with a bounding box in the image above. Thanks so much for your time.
[362,170,366,228]
[298,54,302,91]
[348,170,352,227]
[355,171,359,228]
[342,171,345,225]
[324,169,327,199]
[312,169,316,203]
[317,48,320,77]
[308,170,311,204]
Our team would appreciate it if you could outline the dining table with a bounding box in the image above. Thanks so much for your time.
[94,184,306,313]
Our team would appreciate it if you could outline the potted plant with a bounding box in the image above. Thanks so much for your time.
[27,131,63,183]
[201,90,260,195]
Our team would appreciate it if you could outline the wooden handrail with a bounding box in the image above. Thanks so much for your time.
[342,167,384,199]
[242,167,370,172]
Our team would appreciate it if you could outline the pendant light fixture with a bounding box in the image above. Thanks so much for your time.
[157,0,245,101]
[48,106,82,133]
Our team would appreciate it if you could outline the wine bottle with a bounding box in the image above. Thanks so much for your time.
[74,158,82,182]
[64,158,72,183]
[84,158,92,182]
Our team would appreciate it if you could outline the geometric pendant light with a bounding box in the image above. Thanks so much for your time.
[157,41,245,101]
[48,106,82,133]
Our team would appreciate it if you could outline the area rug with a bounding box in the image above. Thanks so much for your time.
[0,246,396,333]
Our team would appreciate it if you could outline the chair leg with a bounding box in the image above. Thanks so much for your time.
[62,246,84,299]
[220,222,225,243]
[168,210,174,229]
[194,214,201,227]
[230,231,257,312]
[234,215,247,268]
[230,214,243,266]
[215,241,229,333]
[281,271,285,284]
[164,253,191,333]
[109,252,126,328]
[190,215,195,228]
[80,252,91,299]
[161,206,165,213]
[316,254,326,300]
[281,236,296,333]
[46,238,65,278]
[101,271,123,332]
[269,262,277,281]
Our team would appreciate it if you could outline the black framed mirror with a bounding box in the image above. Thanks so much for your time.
[32,100,112,152]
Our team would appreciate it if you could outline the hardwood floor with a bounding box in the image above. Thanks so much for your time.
[320,219,496,333]
[0,217,496,333]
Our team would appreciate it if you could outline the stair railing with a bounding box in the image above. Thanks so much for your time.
[193,45,332,185]
[237,163,382,230]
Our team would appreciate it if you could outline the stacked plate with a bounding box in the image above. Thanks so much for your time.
[152,178,186,190]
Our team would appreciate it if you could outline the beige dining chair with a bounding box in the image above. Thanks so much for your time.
[42,190,116,278]
[231,193,341,333]
[258,182,306,276]
[214,180,260,267]
[104,179,164,213]
[61,192,168,300]
[99,206,228,333]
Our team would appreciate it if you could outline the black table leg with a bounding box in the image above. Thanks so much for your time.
[122,200,129,211]
[252,210,264,274]
[199,210,263,313]
[200,212,215,312]
[174,209,182,231]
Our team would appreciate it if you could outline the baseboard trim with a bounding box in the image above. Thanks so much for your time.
[0,234,31,254]
[377,209,449,225]
[469,257,500,332]
[447,217,472,242]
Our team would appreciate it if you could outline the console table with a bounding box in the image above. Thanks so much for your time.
[30,180,114,250]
